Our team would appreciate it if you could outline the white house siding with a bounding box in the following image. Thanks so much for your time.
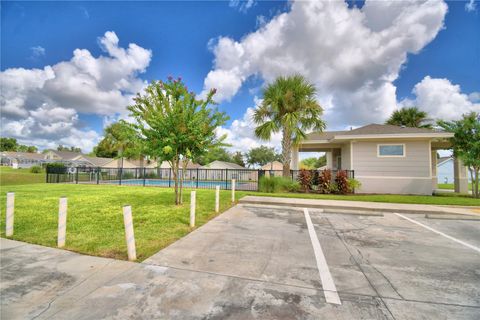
[352,140,432,195]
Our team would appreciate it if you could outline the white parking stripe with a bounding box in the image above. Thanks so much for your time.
[394,213,480,254]
[303,208,341,305]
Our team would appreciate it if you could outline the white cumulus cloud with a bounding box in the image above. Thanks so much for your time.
[465,0,477,12]
[216,97,282,154]
[229,0,256,13]
[400,76,480,120]
[201,0,448,128]
[0,31,152,152]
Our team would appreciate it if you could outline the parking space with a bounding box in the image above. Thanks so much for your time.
[145,204,480,319]
[2,204,479,319]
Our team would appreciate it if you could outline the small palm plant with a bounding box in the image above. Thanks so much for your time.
[253,75,326,177]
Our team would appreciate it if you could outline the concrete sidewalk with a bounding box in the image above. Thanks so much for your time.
[239,196,480,216]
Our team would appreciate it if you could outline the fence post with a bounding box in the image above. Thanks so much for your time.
[215,186,220,213]
[225,169,228,189]
[231,179,236,204]
[76,167,79,184]
[143,168,146,187]
[57,197,67,248]
[119,168,123,185]
[196,168,199,189]
[169,169,172,187]
[5,192,14,237]
[291,170,294,181]
[122,205,137,261]
[97,167,100,184]
[190,191,196,227]
[352,170,355,193]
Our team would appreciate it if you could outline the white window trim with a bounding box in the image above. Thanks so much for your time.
[377,143,406,158]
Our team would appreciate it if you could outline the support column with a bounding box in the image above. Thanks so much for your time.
[326,151,333,169]
[454,157,469,193]
[431,151,438,190]
[290,146,299,170]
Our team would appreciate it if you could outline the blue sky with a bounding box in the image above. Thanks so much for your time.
[1,0,479,153]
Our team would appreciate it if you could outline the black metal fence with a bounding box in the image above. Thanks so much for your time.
[46,167,354,192]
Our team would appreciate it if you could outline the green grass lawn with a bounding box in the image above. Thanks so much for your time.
[437,183,473,190]
[0,166,45,186]
[245,191,480,206]
[0,184,237,261]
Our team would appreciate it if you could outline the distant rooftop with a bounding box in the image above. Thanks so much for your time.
[48,150,84,160]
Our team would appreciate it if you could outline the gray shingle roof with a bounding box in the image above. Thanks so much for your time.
[201,160,245,169]
[49,150,84,160]
[437,156,452,166]
[307,123,442,140]
[80,156,115,167]
[0,151,45,160]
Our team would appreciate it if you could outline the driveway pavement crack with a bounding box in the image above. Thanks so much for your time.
[324,217,398,320]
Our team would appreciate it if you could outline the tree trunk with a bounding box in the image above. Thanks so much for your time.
[171,158,180,205]
[117,147,124,169]
[179,159,189,205]
[139,155,145,178]
[474,167,479,198]
[281,128,292,177]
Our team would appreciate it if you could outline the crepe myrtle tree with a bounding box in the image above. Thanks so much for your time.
[254,75,326,177]
[128,76,229,205]
[438,112,480,198]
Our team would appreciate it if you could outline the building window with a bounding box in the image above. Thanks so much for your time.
[377,144,405,157]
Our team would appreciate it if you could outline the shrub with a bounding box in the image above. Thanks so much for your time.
[46,163,66,173]
[297,169,313,193]
[312,170,320,188]
[335,170,350,194]
[259,176,299,193]
[122,171,135,179]
[29,165,42,173]
[318,169,332,194]
[347,178,361,192]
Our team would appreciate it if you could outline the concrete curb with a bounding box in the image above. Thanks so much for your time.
[425,214,480,221]
[239,196,479,216]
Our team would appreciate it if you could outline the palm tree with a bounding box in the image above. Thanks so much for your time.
[386,107,432,129]
[253,75,326,177]
[103,120,143,169]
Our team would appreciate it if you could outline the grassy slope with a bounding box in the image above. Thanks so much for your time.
[0,184,236,261]
[0,166,45,186]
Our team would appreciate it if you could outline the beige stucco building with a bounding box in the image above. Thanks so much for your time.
[292,124,468,195]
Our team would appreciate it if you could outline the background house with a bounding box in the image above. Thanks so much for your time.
[261,161,283,171]
[437,156,472,185]
[0,151,45,168]
[200,160,253,181]
[437,156,454,184]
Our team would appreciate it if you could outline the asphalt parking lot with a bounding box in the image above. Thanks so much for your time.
[1,204,480,319]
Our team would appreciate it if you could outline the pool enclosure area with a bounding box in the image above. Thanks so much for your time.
[46,167,354,192]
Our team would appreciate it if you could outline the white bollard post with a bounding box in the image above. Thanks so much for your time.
[215,186,220,213]
[5,192,14,237]
[57,197,67,248]
[122,205,137,261]
[190,191,196,227]
[231,179,236,204]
